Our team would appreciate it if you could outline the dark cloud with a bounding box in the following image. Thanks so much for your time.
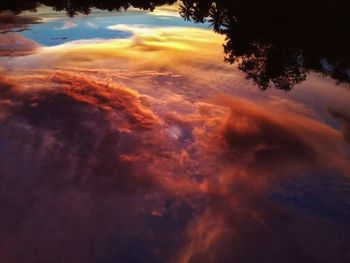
[0,74,192,262]
[177,193,350,263]
[175,96,350,263]
[0,13,41,34]
[329,107,350,144]
[0,74,349,263]
[201,96,348,178]
[222,103,315,167]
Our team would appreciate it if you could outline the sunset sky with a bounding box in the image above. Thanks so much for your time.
[1,3,350,263]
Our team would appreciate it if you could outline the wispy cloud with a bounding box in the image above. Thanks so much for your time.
[55,20,78,30]
[85,21,98,29]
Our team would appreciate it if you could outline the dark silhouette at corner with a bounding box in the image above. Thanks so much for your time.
[179,0,350,90]
[0,0,176,17]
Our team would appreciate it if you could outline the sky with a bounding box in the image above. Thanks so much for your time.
[0,4,350,263]
[18,5,209,46]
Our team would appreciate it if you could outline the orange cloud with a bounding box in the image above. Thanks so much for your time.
[0,72,175,262]
[174,96,350,263]
[0,23,349,263]
[0,33,39,56]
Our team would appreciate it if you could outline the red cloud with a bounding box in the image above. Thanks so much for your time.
[0,73,349,263]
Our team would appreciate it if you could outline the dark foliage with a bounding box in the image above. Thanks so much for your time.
[179,0,350,90]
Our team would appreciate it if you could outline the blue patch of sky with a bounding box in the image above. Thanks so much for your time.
[21,11,210,46]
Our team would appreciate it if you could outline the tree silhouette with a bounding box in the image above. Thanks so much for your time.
[0,0,177,16]
[179,0,350,90]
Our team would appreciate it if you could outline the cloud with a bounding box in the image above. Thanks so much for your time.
[0,13,41,34]
[0,24,350,263]
[0,13,41,57]
[55,20,78,30]
[215,96,346,171]
[329,107,350,144]
[1,66,350,263]
[148,9,181,18]
[0,33,40,56]
[85,21,98,28]
[0,71,196,262]
[173,96,350,263]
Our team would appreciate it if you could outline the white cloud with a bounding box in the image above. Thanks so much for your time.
[85,21,98,29]
[55,21,78,30]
